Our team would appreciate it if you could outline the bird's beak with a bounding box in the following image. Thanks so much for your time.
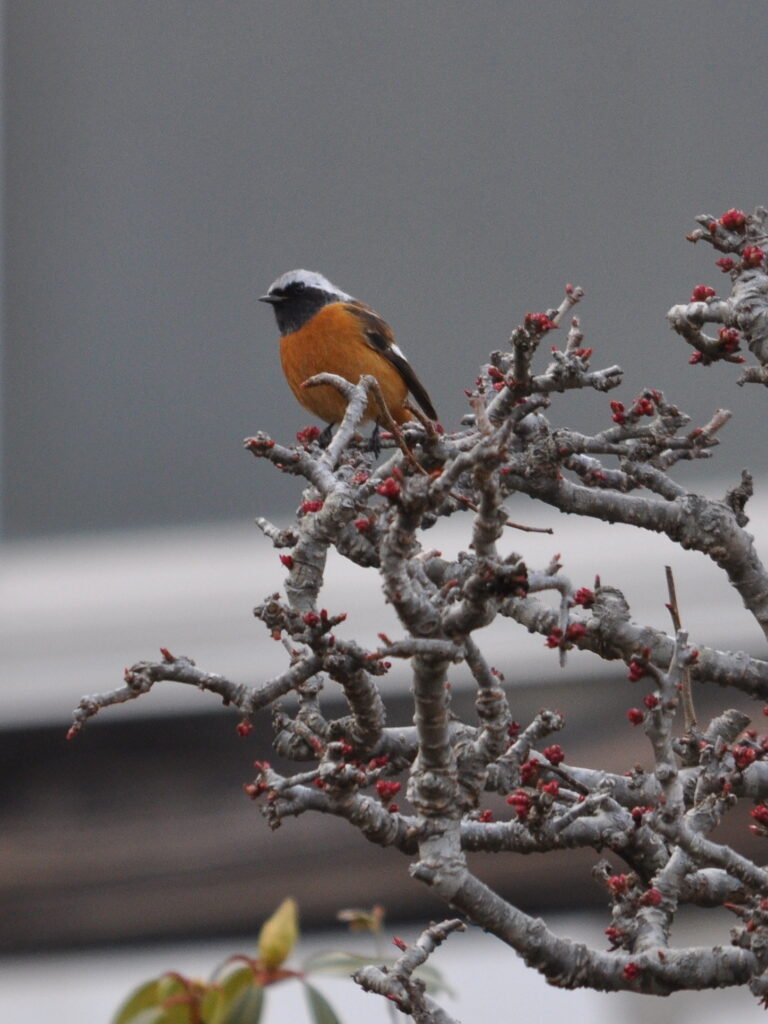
[259,294,283,304]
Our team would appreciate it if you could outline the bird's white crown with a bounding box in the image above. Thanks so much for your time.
[267,269,352,300]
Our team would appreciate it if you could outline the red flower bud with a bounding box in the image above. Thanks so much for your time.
[543,744,565,766]
[376,780,402,800]
[367,754,391,770]
[301,500,324,514]
[506,789,532,820]
[718,327,741,353]
[605,926,623,949]
[609,400,626,425]
[627,708,645,726]
[623,962,640,981]
[545,627,564,648]
[572,587,595,608]
[733,745,757,770]
[632,397,654,417]
[566,622,587,641]
[690,285,716,302]
[719,208,747,232]
[524,312,557,332]
[607,873,630,895]
[742,245,765,268]
[376,477,401,499]
[640,887,662,907]
[715,257,735,273]
[296,425,321,444]
[243,782,267,799]
[627,659,647,682]
[642,694,659,710]
[279,554,294,570]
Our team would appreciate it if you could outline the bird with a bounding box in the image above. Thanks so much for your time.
[259,270,438,434]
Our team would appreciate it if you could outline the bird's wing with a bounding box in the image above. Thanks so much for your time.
[343,301,438,420]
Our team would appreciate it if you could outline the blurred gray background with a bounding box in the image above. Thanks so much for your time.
[5,5,768,1020]
[5,0,768,539]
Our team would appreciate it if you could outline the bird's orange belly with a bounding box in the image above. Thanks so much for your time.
[279,313,411,424]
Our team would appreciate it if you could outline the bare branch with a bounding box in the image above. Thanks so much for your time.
[74,210,768,1016]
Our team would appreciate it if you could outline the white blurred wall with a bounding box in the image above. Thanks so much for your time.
[4,489,767,726]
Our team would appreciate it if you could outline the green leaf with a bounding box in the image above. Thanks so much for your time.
[112,978,164,1024]
[202,967,259,1024]
[222,980,265,1024]
[302,950,381,976]
[303,982,343,1024]
[154,975,199,1024]
[257,897,299,970]
[158,1006,196,1024]
[210,955,257,983]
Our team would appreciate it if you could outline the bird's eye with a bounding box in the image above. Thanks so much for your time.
[294,281,305,292]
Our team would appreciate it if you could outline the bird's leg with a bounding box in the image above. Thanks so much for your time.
[367,420,381,458]
[318,422,335,449]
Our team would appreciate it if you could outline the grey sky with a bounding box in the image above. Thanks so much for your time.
[5,1,768,537]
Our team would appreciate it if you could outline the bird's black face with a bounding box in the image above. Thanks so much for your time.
[260,280,337,336]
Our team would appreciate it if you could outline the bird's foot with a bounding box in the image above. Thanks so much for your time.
[366,421,381,458]
[318,422,335,449]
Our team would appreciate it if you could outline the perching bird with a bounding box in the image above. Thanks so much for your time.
[259,269,438,430]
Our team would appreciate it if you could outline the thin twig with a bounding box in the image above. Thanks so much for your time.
[365,375,431,476]
[665,565,697,730]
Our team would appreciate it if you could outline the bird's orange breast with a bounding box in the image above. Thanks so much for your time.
[279,303,412,424]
